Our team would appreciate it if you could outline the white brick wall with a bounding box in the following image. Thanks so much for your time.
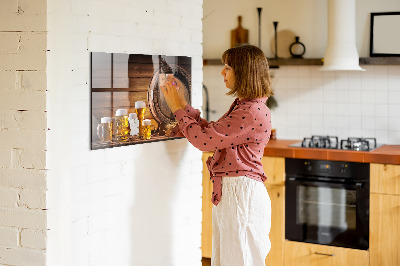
[0,0,48,265]
[47,1,203,266]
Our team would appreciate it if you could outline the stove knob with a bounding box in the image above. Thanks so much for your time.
[340,164,347,174]
[305,162,312,171]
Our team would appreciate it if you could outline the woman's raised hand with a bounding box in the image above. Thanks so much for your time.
[160,75,186,113]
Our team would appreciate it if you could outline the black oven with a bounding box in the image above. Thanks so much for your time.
[285,158,369,250]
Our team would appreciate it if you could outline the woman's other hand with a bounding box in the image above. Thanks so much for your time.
[160,75,185,113]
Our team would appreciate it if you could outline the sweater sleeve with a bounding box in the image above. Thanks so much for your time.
[173,106,256,152]
[183,104,210,128]
[171,105,210,137]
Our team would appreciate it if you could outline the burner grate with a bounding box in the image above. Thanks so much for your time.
[340,137,377,151]
[301,135,339,149]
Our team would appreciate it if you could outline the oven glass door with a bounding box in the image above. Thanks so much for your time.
[286,179,369,250]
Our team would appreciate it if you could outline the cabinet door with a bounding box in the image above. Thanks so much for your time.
[261,156,285,185]
[370,193,400,266]
[264,184,284,266]
[201,152,213,258]
[284,241,369,266]
[370,163,400,195]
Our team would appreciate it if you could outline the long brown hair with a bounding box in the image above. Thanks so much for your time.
[221,44,273,99]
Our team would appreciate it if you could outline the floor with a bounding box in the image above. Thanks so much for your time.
[202,257,211,266]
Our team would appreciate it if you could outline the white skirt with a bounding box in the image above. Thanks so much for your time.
[212,176,271,266]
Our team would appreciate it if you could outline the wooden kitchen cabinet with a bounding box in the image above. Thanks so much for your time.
[284,241,369,266]
[264,184,285,266]
[370,163,400,266]
[370,193,400,266]
[370,163,400,195]
[262,156,285,266]
[202,152,213,258]
[261,156,285,186]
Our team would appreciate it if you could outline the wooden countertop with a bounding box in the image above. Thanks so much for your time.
[263,139,400,165]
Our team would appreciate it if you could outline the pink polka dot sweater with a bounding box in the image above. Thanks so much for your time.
[173,97,272,206]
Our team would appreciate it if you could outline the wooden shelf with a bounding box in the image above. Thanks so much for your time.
[203,58,322,67]
[203,57,400,67]
[359,57,400,65]
[268,58,322,67]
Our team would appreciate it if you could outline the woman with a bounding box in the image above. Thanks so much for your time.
[161,44,273,266]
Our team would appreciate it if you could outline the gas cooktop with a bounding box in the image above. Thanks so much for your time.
[289,135,382,151]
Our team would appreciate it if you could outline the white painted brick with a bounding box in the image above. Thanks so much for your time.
[0,169,47,189]
[16,70,47,91]
[0,129,46,150]
[0,187,19,208]
[0,227,19,247]
[166,0,191,15]
[0,247,45,266]
[0,71,16,90]
[0,0,18,13]
[0,49,46,71]
[88,212,109,233]
[20,229,46,249]
[0,32,20,54]
[10,148,22,169]
[0,149,11,169]
[0,110,47,130]
[19,189,46,209]
[20,149,46,170]
[19,0,47,15]
[0,90,46,111]
[0,13,46,32]
[0,208,46,230]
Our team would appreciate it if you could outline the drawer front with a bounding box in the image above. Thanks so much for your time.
[284,241,369,266]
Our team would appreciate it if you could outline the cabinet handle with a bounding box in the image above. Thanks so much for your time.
[314,252,335,257]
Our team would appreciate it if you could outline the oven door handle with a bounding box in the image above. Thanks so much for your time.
[287,177,364,189]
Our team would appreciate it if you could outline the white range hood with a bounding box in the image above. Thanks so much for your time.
[320,0,365,71]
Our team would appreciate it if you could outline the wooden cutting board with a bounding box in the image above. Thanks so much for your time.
[231,16,249,48]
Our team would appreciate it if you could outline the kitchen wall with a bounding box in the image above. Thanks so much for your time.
[1,0,203,265]
[203,0,400,144]
[0,0,48,265]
